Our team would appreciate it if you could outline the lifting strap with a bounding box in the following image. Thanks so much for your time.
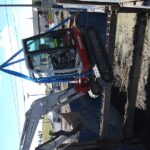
[0,14,93,83]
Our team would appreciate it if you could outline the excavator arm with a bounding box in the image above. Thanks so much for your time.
[20,88,84,150]
[36,114,83,150]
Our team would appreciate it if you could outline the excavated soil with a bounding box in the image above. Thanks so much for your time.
[111,11,150,148]
[113,13,137,91]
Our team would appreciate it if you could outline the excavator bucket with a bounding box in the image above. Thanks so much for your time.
[61,112,84,128]
[36,112,84,150]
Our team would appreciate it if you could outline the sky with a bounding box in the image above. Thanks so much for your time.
[0,0,45,150]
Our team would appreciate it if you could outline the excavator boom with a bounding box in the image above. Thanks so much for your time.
[20,88,84,150]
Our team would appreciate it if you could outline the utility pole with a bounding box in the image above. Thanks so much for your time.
[27,93,46,99]
[0,4,40,7]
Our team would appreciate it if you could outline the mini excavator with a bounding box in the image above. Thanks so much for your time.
[20,26,113,150]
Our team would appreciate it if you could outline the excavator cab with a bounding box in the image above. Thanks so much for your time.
[23,28,91,81]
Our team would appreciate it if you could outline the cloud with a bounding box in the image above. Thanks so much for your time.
[0,26,22,73]
[12,8,33,39]
[0,75,2,82]
[0,26,18,58]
